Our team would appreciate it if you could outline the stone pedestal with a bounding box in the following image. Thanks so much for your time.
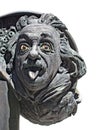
[0,81,20,130]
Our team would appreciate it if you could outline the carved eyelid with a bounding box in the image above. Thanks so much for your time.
[40,41,53,51]
[19,42,30,48]
[18,35,32,46]
[39,37,54,46]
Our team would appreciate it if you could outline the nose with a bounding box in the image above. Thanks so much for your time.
[29,45,40,60]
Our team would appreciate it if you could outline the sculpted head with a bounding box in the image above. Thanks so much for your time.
[12,13,86,97]
[2,13,86,125]
[14,23,61,91]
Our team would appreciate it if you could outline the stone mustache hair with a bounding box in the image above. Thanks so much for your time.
[0,12,86,126]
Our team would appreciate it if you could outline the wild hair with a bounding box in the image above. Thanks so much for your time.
[16,13,86,81]
[0,12,86,126]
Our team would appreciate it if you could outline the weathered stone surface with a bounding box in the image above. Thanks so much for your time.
[0,81,9,130]
[0,12,86,129]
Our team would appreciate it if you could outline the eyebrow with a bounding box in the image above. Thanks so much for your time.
[18,34,29,40]
[18,34,34,48]
[18,32,53,44]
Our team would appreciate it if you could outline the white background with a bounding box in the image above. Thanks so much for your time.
[0,0,98,130]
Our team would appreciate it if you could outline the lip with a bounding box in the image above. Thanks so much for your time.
[23,65,46,80]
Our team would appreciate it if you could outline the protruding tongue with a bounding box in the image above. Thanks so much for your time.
[29,71,39,80]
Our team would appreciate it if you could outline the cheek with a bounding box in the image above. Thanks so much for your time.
[39,51,61,71]
[15,58,22,72]
[46,54,61,71]
[15,57,24,71]
[15,53,28,65]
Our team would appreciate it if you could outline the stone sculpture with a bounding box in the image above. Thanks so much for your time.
[0,12,86,130]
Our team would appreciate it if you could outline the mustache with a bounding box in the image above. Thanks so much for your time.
[23,59,46,71]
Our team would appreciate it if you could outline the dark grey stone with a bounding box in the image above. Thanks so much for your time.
[0,12,86,129]
[0,81,9,130]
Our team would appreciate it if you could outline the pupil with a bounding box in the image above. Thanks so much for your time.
[23,46,26,49]
[45,46,48,49]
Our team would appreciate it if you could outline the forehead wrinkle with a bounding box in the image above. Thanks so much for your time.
[41,32,53,39]
[19,32,39,42]
[21,24,59,36]
[21,29,53,38]
[20,32,53,42]
[19,24,60,44]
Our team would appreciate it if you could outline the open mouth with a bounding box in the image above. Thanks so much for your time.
[28,67,40,80]
[24,65,45,80]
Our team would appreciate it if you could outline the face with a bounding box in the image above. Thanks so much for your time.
[14,24,61,91]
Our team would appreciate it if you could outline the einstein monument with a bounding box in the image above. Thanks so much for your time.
[0,12,86,130]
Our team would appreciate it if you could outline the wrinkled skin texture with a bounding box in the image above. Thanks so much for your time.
[14,24,61,91]
[13,24,75,125]
[0,12,86,127]
[12,23,79,125]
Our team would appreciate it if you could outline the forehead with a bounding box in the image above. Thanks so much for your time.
[20,24,60,39]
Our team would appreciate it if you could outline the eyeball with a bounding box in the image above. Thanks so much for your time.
[40,44,51,52]
[40,42,54,53]
[20,44,29,51]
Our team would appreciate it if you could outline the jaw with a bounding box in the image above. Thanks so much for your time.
[17,68,54,92]
[23,64,46,80]
[15,58,61,91]
[17,66,47,91]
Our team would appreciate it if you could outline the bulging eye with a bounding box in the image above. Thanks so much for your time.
[41,44,50,51]
[40,42,53,53]
[20,44,29,51]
